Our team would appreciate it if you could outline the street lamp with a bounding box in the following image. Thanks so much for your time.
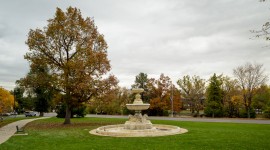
[170,81,173,117]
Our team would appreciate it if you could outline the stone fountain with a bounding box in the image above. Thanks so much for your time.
[125,88,152,130]
[90,88,188,137]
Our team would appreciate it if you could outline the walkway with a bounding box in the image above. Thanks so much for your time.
[0,117,49,144]
[86,114,270,124]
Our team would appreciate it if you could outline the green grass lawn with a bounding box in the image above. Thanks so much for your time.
[0,117,270,150]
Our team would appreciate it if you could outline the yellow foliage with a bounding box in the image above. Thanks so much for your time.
[0,87,14,113]
[231,95,242,106]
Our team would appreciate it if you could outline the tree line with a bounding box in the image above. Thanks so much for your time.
[12,62,270,120]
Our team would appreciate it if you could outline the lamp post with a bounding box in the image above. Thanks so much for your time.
[171,81,174,117]
[13,94,16,112]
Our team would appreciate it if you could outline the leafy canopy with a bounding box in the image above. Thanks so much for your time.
[24,7,116,124]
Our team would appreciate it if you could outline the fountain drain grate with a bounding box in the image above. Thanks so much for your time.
[156,128,170,131]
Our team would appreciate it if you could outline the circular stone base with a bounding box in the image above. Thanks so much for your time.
[90,124,188,137]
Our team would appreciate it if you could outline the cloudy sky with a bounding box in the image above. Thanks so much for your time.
[0,0,270,90]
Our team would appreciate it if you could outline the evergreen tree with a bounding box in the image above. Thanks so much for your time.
[13,86,25,113]
[132,72,150,102]
[132,72,148,89]
[16,63,54,116]
[204,74,224,117]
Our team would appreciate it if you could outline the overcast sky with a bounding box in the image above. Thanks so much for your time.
[0,0,270,90]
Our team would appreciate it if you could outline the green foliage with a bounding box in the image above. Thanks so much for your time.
[122,107,132,115]
[177,75,205,114]
[56,104,87,118]
[204,74,224,117]
[239,108,256,118]
[13,86,25,113]
[252,85,270,111]
[223,105,240,118]
[16,61,55,116]
[263,107,270,118]
[220,76,240,118]
[132,72,148,89]
[132,72,151,103]
[22,94,35,111]
[163,110,169,116]
[72,105,87,117]
[56,104,66,118]
[204,102,224,117]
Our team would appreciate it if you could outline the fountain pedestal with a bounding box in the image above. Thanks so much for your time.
[124,88,153,130]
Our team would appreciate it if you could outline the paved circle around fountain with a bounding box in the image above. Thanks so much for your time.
[90,124,188,137]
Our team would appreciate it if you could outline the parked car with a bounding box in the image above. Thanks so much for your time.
[10,111,18,115]
[2,113,11,116]
[25,111,38,117]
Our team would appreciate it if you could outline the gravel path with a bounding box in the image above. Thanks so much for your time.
[0,117,49,144]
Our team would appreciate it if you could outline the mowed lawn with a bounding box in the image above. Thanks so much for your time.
[0,117,270,150]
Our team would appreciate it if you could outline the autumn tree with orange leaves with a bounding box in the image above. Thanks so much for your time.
[25,7,117,124]
[148,74,181,116]
[0,87,14,114]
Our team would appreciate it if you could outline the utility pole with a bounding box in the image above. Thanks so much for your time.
[171,81,174,117]
[13,93,16,112]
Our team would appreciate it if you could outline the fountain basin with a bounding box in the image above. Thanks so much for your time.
[126,104,150,111]
[90,124,188,137]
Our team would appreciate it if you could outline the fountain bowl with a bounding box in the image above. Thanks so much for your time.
[132,88,144,94]
[126,104,150,111]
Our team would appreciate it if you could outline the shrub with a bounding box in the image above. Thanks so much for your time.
[204,105,223,117]
[148,109,169,116]
[56,104,87,118]
[163,110,169,116]
[223,106,240,118]
[73,105,87,117]
[239,108,256,118]
[263,107,270,118]
[56,104,66,118]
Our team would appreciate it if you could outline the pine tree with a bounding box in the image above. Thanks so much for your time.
[204,74,223,117]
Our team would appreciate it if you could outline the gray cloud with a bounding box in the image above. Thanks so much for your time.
[0,0,270,90]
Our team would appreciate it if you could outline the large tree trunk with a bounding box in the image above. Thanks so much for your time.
[64,105,71,124]
[247,108,250,118]
[247,96,253,119]
[246,96,252,118]
[39,112,44,117]
[64,70,71,124]
[245,105,250,118]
